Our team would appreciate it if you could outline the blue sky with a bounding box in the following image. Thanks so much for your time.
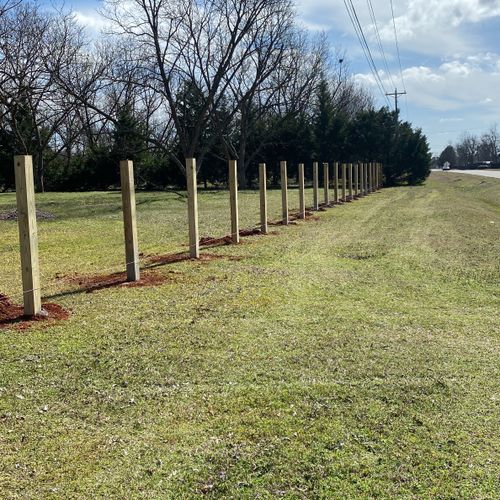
[51,0,500,155]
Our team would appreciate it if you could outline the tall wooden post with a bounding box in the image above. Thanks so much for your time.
[333,161,339,204]
[312,162,319,210]
[259,163,268,234]
[359,163,365,196]
[342,163,347,201]
[323,162,329,206]
[280,161,289,225]
[120,160,140,282]
[354,162,359,198]
[14,155,41,317]
[348,163,353,200]
[369,162,373,193]
[364,162,369,195]
[298,163,305,219]
[186,158,199,258]
[229,159,239,244]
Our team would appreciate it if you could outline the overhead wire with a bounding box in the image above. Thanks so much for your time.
[389,0,409,120]
[343,0,390,106]
[366,0,395,90]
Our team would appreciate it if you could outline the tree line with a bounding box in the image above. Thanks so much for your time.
[0,0,431,192]
[438,125,499,168]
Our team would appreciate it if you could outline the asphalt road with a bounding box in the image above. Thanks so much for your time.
[434,169,500,179]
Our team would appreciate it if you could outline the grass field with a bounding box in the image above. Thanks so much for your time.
[0,172,499,497]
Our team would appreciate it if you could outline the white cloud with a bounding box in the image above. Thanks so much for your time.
[74,11,109,32]
[355,53,500,115]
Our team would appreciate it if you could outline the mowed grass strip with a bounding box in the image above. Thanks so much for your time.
[0,172,499,497]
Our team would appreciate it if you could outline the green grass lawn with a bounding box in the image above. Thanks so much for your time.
[0,173,499,497]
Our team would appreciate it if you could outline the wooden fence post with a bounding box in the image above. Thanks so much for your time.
[259,163,268,234]
[312,161,319,210]
[342,163,347,201]
[323,162,329,206]
[120,160,140,282]
[354,162,359,198]
[370,162,374,192]
[299,163,305,219]
[186,157,199,258]
[359,163,365,196]
[364,162,369,195]
[228,159,239,244]
[333,161,339,204]
[14,155,42,317]
[348,163,353,200]
[280,160,289,225]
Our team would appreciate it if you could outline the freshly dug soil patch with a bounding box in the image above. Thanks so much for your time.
[60,269,172,293]
[0,294,69,331]
[199,228,263,247]
[146,252,242,265]
[270,211,319,225]
[0,209,55,221]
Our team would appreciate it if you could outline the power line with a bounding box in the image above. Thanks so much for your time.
[343,0,390,106]
[389,0,409,120]
[366,0,395,89]
[389,0,406,93]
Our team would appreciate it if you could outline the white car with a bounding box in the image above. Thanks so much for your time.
[442,164,451,170]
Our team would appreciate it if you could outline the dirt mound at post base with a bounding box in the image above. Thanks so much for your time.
[0,294,69,331]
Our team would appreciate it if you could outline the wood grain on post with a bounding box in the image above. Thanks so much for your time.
[280,161,289,225]
[348,163,353,200]
[342,163,347,201]
[259,163,268,234]
[298,163,305,219]
[312,161,319,210]
[229,159,239,243]
[333,161,339,204]
[120,160,140,282]
[186,157,199,258]
[323,162,329,206]
[14,155,41,316]
[364,162,369,195]
[354,162,359,197]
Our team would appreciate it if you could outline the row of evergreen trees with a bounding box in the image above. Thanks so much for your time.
[0,81,431,191]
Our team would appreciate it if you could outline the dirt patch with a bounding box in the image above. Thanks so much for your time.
[0,294,69,331]
[199,228,263,247]
[0,209,55,221]
[269,210,319,225]
[60,269,173,293]
[146,252,242,265]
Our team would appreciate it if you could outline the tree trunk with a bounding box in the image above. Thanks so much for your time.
[36,151,45,193]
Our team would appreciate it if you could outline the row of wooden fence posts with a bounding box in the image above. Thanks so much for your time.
[13,154,382,317]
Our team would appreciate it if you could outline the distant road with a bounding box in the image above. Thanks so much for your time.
[432,169,500,179]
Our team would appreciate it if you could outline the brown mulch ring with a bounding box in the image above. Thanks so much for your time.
[0,294,69,331]
[0,209,55,221]
[58,269,174,293]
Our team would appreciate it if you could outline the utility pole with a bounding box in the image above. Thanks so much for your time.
[386,88,406,114]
